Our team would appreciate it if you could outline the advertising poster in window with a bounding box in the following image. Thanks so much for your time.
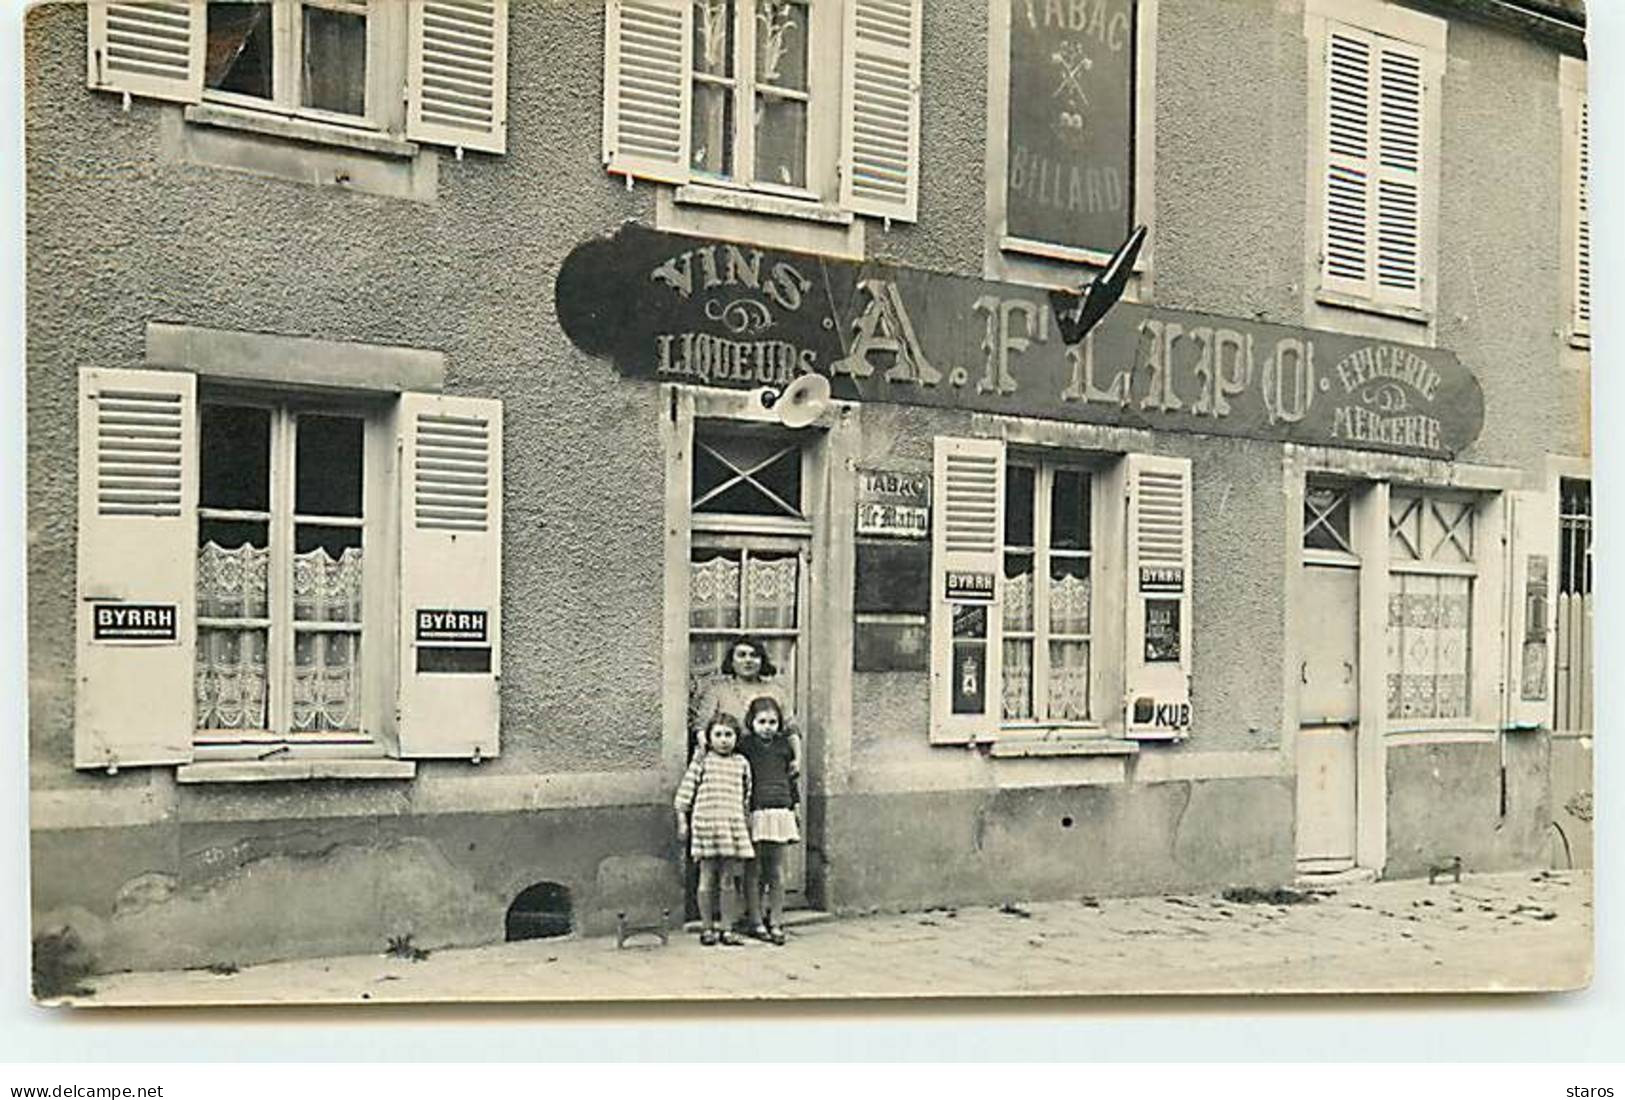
[1005,0,1135,252]
[1144,598,1180,663]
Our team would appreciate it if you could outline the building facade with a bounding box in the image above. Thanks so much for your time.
[27,0,1592,973]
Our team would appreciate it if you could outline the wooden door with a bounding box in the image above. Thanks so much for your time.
[1296,564,1359,871]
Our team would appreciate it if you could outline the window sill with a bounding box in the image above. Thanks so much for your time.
[176,759,418,784]
[1313,289,1431,326]
[674,184,854,226]
[988,734,1139,758]
[184,103,418,160]
[1000,234,1148,273]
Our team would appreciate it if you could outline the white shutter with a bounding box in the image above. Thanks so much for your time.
[1123,454,1191,740]
[1506,489,1557,730]
[1322,29,1374,300]
[1574,97,1591,336]
[929,436,1005,744]
[408,0,509,155]
[1373,40,1424,309]
[602,0,691,184]
[86,1,204,104]
[75,368,198,769]
[397,393,502,760]
[840,0,921,223]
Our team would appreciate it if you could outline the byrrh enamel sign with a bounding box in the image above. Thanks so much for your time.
[555,226,1484,459]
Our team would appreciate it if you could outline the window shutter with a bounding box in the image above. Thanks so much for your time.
[407,0,509,155]
[1373,39,1424,310]
[1322,29,1375,300]
[86,1,204,104]
[1123,453,1191,740]
[602,0,691,184]
[1574,97,1591,336]
[397,393,503,760]
[840,0,922,223]
[74,368,198,770]
[929,436,1005,744]
[1506,489,1557,729]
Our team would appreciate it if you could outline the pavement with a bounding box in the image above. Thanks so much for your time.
[65,869,1592,1006]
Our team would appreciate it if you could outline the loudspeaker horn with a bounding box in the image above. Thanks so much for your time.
[765,372,832,428]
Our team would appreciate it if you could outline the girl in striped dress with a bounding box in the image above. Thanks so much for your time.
[674,714,754,946]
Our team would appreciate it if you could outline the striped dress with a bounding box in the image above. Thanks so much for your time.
[674,750,754,862]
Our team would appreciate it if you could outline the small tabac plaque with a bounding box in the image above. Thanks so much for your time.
[856,468,930,539]
[415,608,489,644]
[91,602,178,644]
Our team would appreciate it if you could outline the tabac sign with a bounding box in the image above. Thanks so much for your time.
[555,225,1484,459]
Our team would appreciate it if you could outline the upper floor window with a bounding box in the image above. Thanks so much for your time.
[87,0,509,154]
[1304,0,1444,322]
[603,0,922,224]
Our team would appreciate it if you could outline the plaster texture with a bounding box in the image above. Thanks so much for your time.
[1384,735,1552,879]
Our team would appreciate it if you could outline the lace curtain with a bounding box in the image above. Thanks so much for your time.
[196,542,269,730]
[293,546,362,732]
[688,551,798,693]
[1386,573,1471,719]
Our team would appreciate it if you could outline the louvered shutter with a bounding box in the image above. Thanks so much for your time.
[1323,30,1374,300]
[1123,454,1191,740]
[86,1,204,104]
[840,0,921,223]
[1373,40,1424,309]
[1574,97,1591,336]
[602,0,691,184]
[397,393,503,759]
[75,368,198,769]
[408,0,509,155]
[1506,489,1557,729]
[929,437,1005,743]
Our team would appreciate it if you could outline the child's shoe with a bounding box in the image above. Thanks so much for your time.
[717,930,746,946]
[699,929,718,946]
[768,925,787,946]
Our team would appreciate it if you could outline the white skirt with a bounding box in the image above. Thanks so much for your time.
[750,808,800,844]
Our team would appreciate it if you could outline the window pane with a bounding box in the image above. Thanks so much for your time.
[205,2,274,100]
[1002,639,1033,720]
[1048,556,1091,635]
[199,521,269,619]
[745,552,799,629]
[691,437,802,516]
[201,405,270,512]
[755,94,807,187]
[292,632,361,732]
[693,0,735,77]
[1050,469,1091,549]
[690,549,742,629]
[294,525,363,623]
[692,81,735,175]
[755,0,807,90]
[1386,573,1471,720]
[1303,484,1352,552]
[1047,640,1090,721]
[1005,465,1035,546]
[302,4,368,117]
[1003,552,1033,631]
[196,628,269,730]
[296,414,364,517]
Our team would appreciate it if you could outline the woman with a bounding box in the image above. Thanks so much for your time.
[688,634,801,774]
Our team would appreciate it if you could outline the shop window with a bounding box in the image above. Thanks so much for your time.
[1385,490,1476,721]
[1002,462,1094,723]
[74,365,503,772]
[986,0,1156,276]
[196,400,368,740]
[88,1,509,154]
[604,0,922,223]
[1305,0,1443,321]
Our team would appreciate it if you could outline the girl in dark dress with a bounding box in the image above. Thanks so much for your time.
[740,695,799,945]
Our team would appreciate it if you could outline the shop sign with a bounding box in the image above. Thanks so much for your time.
[1138,565,1183,593]
[1005,0,1135,253]
[945,570,996,603]
[556,225,1484,460]
[415,608,488,644]
[856,468,930,539]
[91,602,178,643]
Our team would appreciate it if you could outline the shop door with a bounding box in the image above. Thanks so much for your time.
[1295,564,1360,872]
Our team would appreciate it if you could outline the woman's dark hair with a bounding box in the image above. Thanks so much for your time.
[743,695,785,736]
[720,634,777,677]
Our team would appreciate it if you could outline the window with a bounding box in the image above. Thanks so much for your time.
[603,0,921,222]
[1385,489,1476,721]
[987,0,1155,273]
[1554,477,1592,732]
[928,437,1190,744]
[1305,0,1443,320]
[195,399,371,740]
[74,363,503,773]
[1303,480,1355,555]
[1002,462,1093,723]
[88,1,509,154]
